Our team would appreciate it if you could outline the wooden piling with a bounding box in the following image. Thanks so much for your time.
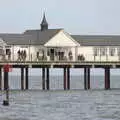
[105,67,110,90]
[63,68,67,90]
[88,68,90,89]
[46,68,49,90]
[84,68,87,90]
[0,67,2,90]
[4,72,8,90]
[25,67,29,90]
[42,67,45,90]
[84,67,90,90]
[67,67,70,90]
[21,67,24,90]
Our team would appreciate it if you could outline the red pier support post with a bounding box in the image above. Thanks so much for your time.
[42,67,45,90]
[21,67,24,90]
[105,67,110,90]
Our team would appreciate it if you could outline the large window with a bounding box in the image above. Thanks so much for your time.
[100,47,107,56]
[6,49,11,55]
[109,47,115,56]
[0,49,4,55]
[117,47,120,56]
[93,47,99,56]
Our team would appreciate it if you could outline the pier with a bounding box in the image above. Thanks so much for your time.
[0,13,119,91]
[0,61,119,90]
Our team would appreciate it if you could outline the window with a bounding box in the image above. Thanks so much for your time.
[117,48,120,56]
[6,49,11,55]
[47,49,50,56]
[93,48,99,56]
[100,47,106,56]
[109,48,115,56]
[0,49,4,55]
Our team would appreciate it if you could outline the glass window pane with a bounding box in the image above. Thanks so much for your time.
[109,48,115,56]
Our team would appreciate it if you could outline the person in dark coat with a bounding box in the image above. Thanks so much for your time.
[17,50,21,61]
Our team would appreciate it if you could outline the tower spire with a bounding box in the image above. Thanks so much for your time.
[40,12,48,31]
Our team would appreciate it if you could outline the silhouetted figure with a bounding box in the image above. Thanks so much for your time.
[23,50,27,61]
[17,50,21,61]
[36,52,39,61]
[8,50,11,60]
[42,50,45,60]
[21,50,24,60]
[68,51,73,60]
[78,54,85,61]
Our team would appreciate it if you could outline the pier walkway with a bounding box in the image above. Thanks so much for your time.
[0,60,120,91]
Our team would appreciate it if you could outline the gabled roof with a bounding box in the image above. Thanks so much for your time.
[44,30,80,47]
[1,30,120,46]
[0,29,62,45]
[71,35,120,46]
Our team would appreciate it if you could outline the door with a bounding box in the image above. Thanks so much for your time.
[50,48,54,60]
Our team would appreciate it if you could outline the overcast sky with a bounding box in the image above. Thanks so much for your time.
[0,0,119,75]
[0,0,119,35]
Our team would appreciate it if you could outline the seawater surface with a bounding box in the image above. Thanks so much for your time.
[0,75,120,120]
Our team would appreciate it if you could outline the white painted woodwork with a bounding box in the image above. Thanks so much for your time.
[1,30,120,62]
[44,30,80,47]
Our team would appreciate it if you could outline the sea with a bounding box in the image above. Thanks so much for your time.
[0,68,120,120]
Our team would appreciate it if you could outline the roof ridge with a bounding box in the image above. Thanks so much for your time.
[72,35,120,36]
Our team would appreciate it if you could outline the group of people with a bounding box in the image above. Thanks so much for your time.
[17,50,27,61]
[36,51,45,60]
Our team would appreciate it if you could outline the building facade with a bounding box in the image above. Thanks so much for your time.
[0,14,120,62]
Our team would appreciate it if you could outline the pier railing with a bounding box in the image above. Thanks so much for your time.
[1,53,120,64]
[0,60,120,68]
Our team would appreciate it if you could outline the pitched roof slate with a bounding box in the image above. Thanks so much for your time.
[0,30,120,46]
[71,35,120,46]
[0,29,62,45]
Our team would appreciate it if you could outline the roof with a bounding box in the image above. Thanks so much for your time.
[0,29,62,45]
[1,30,120,46]
[71,35,120,46]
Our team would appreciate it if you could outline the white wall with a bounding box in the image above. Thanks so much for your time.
[11,45,29,61]
[5,43,120,62]
[10,45,46,61]
[10,45,120,62]
[44,30,79,47]
[77,46,94,61]
[77,46,120,61]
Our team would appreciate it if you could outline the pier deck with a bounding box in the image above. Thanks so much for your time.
[0,61,119,68]
[0,60,119,90]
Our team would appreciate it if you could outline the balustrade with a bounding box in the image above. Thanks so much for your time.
[0,53,119,62]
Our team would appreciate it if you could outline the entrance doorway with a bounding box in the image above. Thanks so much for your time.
[50,48,54,60]
[58,51,64,60]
